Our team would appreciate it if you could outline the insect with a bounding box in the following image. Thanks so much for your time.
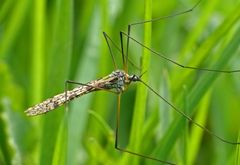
[25,0,240,164]
[25,70,140,116]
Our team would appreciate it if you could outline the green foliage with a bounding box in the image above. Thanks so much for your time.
[0,0,240,165]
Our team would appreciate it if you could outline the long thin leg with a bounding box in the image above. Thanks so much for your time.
[120,32,127,72]
[65,80,120,95]
[64,80,70,113]
[64,79,119,117]
[103,32,117,69]
[138,78,240,145]
[132,0,202,26]
[124,0,203,71]
[103,32,141,71]
[64,80,93,113]
[120,31,240,73]
[114,95,176,165]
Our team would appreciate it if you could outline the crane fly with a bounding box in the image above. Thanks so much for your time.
[25,0,240,164]
[25,70,140,116]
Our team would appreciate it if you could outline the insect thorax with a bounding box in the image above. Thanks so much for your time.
[103,70,132,93]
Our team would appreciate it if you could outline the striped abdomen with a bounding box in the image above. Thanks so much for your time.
[25,82,98,116]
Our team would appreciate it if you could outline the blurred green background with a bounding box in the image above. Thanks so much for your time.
[0,0,240,164]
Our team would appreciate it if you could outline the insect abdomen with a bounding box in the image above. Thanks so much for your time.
[25,84,97,116]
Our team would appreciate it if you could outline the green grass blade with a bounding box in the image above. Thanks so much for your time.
[31,0,45,104]
[179,0,218,59]
[173,3,240,91]
[127,0,152,164]
[153,19,240,163]
[38,0,73,164]
[52,116,68,165]
[187,91,211,164]
[66,5,103,165]
[0,0,30,58]
[1,1,240,165]
[236,132,240,165]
